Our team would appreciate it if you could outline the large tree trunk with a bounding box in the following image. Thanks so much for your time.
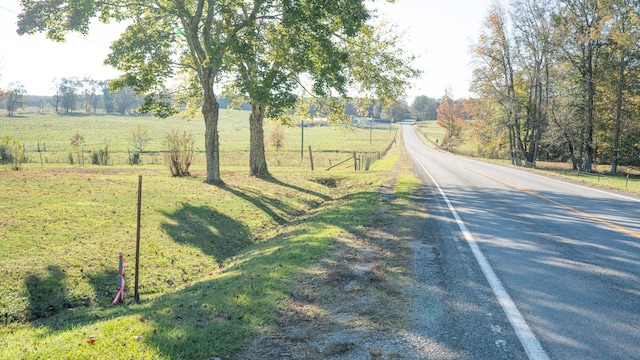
[249,103,270,177]
[611,51,626,175]
[584,39,596,173]
[202,83,222,184]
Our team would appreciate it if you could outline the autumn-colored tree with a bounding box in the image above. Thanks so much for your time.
[436,89,465,151]
[269,123,286,151]
[471,3,522,163]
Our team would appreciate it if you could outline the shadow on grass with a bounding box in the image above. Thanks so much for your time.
[141,219,339,358]
[25,266,69,321]
[161,203,252,263]
[139,188,418,358]
[12,178,388,358]
[87,268,120,307]
[21,265,123,331]
[216,175,334,225]
[263,176,333,202]
[217,184,287,224]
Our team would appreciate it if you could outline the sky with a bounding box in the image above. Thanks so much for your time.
[0,0,493,102]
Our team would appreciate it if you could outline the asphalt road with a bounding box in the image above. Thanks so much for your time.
[403,123,640,360]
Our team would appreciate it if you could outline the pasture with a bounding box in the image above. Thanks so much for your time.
[2,110,397,169]
[0,110,401,358]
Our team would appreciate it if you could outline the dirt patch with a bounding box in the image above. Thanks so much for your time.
[238,158,440,359]
[313,177,341,188]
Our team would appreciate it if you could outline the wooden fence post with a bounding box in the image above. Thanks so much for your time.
[309,145,314,171]
[353,151,357,170]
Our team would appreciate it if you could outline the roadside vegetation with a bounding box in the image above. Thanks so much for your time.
[415,120,640,196]
[0,110,411,358]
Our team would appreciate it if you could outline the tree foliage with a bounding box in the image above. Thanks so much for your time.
[1,135,26,170]
[17,0,418,181]
[222,2,417,177]
[3,82,27,117]
[410,95,439,120]
[436,89,465,150]
[470,0,640,171]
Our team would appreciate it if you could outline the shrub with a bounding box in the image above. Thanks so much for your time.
[0,144,9,163]
[164,130,194,176]
[1,135,26,170]
[129,151,141,165]
[98,143,109,165]
[129,122,150,152]
[90,144,109,165]
[69,133,85,165]
[269,124,286,151]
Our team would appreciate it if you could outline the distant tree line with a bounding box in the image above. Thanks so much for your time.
[13,80,422,123]
[49,77,143,115]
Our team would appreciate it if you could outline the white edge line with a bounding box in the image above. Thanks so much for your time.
[411,148,551,360]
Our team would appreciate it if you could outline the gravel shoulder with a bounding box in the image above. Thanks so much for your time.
[238,140,528,359]
[238,143,451,359]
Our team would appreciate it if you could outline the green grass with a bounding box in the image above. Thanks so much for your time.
[0,168,386,359]
[414,120,444,148]
[528,161,640,195]
[0,111,396,358]
[1,110,398,168]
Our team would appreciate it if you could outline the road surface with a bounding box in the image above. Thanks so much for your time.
[403,123,640,359]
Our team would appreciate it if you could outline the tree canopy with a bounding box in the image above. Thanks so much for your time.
[17,0,417,181]
[469,0,640,171]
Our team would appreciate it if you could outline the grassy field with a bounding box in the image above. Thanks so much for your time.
[0,110,401,358]
[1,110,397,169]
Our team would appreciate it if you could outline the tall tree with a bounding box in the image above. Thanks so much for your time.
[225,0,368,176]
[4,82,27,117]
[410,95,439,120]
[81,77,101,113]
[555,0,606,172]
[18,0,264,184]
[225,3,415,177]
[436,88,465,150]
[382,100,409,122]
[472,2,521,164]
[113,86,139,115]
[56,77,80,113]
[599,0,640,174]
[102,82,115,114]
[511,0,557,166]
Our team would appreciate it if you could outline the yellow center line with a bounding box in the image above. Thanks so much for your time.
[471,168,640,240]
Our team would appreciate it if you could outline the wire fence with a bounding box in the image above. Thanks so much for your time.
[10,133,398,172]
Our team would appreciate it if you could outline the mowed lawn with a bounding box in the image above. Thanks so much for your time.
[0,111,400,358]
